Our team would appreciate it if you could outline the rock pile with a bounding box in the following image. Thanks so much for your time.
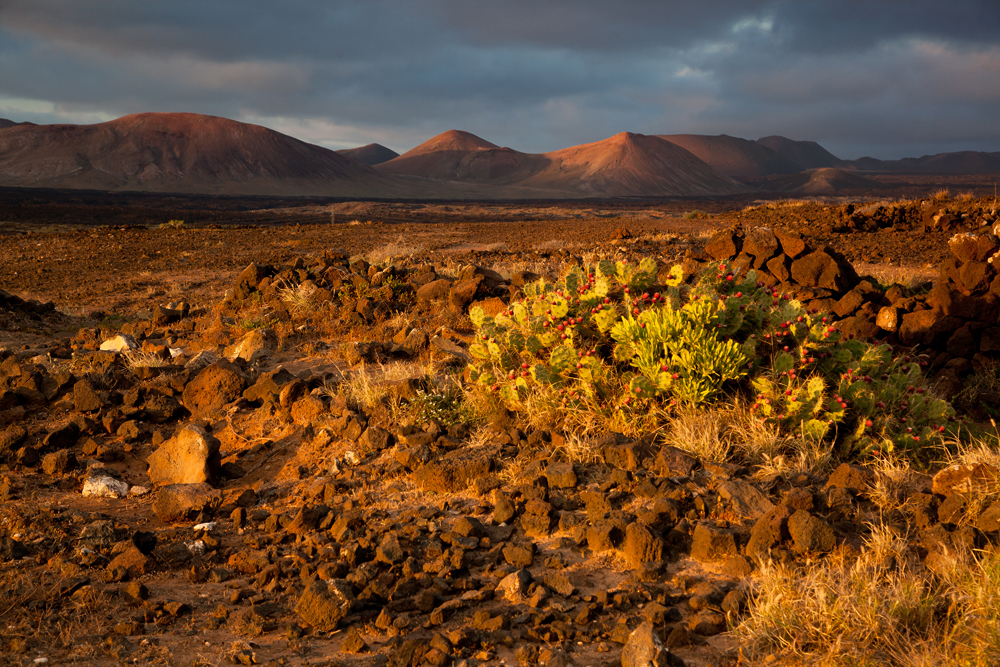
[697,225,1000,402]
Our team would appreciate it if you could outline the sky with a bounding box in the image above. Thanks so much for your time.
[1,0,1000,160]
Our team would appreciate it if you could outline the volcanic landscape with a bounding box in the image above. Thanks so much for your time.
[1,113,1000,667]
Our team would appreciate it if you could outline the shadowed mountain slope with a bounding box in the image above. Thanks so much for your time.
[767,167,884,194]
[844,151,1000,174]
[336,143,399,166]
[658,134,800,181]
[756,135,844,170]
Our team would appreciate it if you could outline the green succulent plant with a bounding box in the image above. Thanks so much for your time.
[468,258,958,465]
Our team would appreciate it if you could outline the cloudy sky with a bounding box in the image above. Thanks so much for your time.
[1,0,999,160]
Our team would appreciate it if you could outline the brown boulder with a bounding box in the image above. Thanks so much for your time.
[787,510,836,553]
[449,276,484,311]
[956,261,993,294]
[835,315,880,341]
[790,249,858,292]
[147,424,221,486]
[774,229,807,258]
[948,233,997,263]
[705,231,739,261]
[765,254,791,282]
[743,227,779,266]
[690,523,737,563]
[416,279,452,304]
[181,360,248,417]
[152,483,222,523]
[624,523,665,568]
[932,463,998,496]
[622,622,685,667]
[898,310,939,347]
[295,579,355,632]
[73,379,104,413]
[411,445,497,493]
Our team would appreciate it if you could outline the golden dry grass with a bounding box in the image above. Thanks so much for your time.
[735,524,1000,666]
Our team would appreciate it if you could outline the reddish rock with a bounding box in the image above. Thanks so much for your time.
[146,424,221,486]
[416,279,452,304]
[742,227,779,265]
[956,261,993,294]
[790,249,858,292]
[152,483,222,523]
[73,379,104,413]
[774,229,807,258]
[705,231,740,261]
[295,579,355,632]
[787,510,836,553]
[765,254,791,282]
[624,522,665,568]
[411,445,497,493]
[181,360,248,417]
[932,463,998,496]
[622,622,685,667]
[690,523,737,563]
[898,310,939,346]
[825,463,874,493]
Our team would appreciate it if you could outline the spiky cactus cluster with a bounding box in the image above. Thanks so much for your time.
[468,258,956,462]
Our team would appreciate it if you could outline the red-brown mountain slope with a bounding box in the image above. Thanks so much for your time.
[0,113,401,196]
[379,130,751,197]
[527,132,752,196]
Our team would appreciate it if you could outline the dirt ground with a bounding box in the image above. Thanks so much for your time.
[0,187,996,667]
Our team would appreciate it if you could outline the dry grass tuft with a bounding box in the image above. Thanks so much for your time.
[367,235,425,264]
[855,262,936,290]
[735,524,1000,666]
[277,280,318,316]
[664,406,731,462]
[123,348,171,369]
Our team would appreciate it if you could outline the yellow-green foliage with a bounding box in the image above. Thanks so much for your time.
[468,258,958,464]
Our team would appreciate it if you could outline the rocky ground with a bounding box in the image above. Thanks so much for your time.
[1,192,999,667]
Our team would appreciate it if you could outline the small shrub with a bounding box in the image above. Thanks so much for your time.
[159,219,185,229]
[408,389,470,428]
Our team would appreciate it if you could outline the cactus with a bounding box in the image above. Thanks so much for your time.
[468,258,957,464]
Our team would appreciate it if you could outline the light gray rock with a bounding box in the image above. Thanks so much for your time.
[100,334,138,352]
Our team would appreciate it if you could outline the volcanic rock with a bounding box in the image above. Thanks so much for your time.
[146,424,221,486]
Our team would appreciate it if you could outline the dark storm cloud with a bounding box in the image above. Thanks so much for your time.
[1,0,999,158]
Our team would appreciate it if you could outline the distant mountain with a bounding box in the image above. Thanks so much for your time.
[376,130,505,180]
[844,151,1000,174]
[377,130,751,197]
[766,168,884,195]
[5,112,996,199]
[0,112,403,196]
[756,136,844,170]
[658,134,799,181]
[336,143,398,166]
[525,132,751,197]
